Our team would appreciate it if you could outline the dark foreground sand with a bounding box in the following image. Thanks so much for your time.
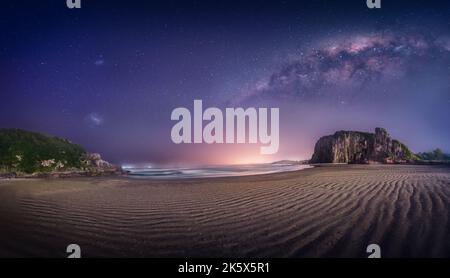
[1,165,450,258]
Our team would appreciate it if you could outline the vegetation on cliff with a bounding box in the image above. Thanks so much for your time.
[417,149,450,161]
[0,129,119,177]
[0,129,86,173]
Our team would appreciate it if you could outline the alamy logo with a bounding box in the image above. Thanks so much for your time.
[171,100,280,155]
[66,244,81,258]
[367,0,381,9]
[367,244,381,258]
[67,0,81,9]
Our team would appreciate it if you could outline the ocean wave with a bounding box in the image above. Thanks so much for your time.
[126,164,313,179]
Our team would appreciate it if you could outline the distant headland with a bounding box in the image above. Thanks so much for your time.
[0,129,122,178]
[310,127,450,165]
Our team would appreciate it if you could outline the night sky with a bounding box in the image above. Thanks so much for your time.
[1,0,449,166]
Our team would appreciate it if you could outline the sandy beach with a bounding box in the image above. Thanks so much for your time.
[1,165,450,258]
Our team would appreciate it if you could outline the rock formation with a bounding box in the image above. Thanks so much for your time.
[84,153,114,169]
[310,128,417,164]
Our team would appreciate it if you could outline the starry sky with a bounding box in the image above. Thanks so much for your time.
[1,0,449,166]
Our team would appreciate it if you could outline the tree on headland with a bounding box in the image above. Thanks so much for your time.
[416,148,450,161]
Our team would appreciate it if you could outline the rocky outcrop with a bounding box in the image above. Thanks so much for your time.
[78,153,123,177]
[310,128,418,164]
[84,153,114,169]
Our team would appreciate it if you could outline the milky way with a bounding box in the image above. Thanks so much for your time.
[240,32,450,104]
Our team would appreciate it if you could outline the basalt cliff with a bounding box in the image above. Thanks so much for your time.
[310,128,418,164]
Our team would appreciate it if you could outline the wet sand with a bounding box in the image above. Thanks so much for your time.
[0,165,450,258]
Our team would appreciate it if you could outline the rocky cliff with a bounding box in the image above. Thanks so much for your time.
[310,128,418,164]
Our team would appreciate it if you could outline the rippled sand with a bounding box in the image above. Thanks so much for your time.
[1,165,450,257]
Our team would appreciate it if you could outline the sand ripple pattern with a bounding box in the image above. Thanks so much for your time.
[1,165,450,257]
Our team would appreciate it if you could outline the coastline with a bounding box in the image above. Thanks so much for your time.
[2,160,449,180]
[0,163,312,180]
[0,168,124,180]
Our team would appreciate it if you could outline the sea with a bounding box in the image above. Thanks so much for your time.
[124,162,312,179]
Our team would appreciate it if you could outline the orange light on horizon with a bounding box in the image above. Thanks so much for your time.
[229,155,274,165]
[166,141,308,166]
